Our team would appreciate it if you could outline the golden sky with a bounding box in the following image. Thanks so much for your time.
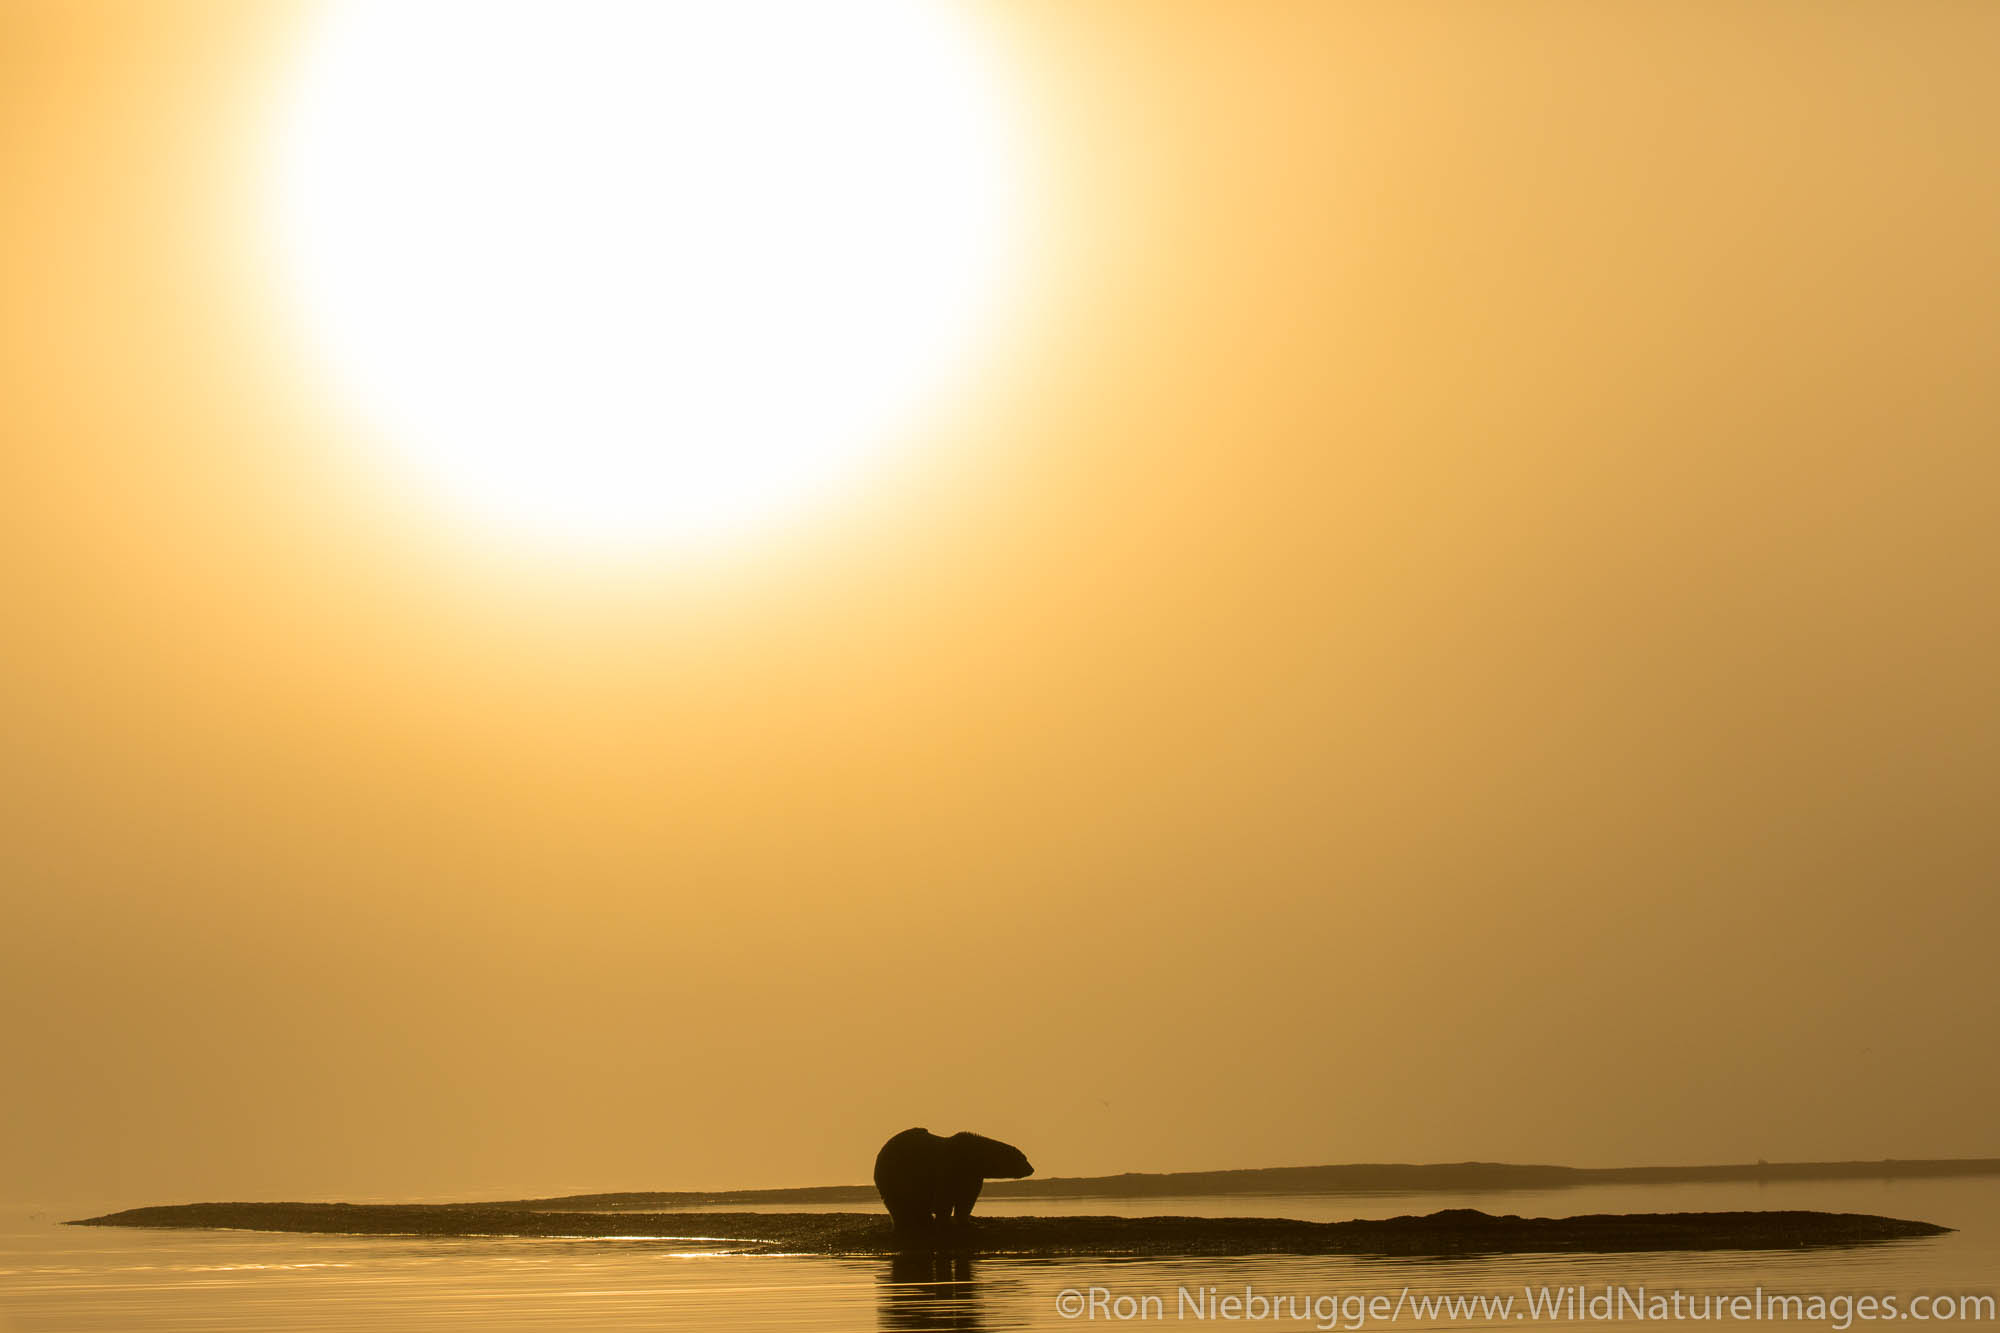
[4,1,1997,1209]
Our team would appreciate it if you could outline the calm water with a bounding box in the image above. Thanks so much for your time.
[3,1179,1995,1331]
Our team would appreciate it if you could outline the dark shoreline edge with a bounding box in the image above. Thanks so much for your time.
[517,1156,2000,1210]
[69,1205,1950,1258]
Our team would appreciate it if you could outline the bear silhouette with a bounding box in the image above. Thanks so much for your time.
[873,1128,1033,1234]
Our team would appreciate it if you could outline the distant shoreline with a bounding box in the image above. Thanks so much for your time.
[507,1155,2000,1211]
[69,1204,1951,1258]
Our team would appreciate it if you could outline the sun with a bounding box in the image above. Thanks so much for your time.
[270,0,1029,558]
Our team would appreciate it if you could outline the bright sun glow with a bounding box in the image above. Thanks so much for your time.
[272,0,1028,557]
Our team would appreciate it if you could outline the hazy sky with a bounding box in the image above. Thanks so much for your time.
[5,1,1997,1211]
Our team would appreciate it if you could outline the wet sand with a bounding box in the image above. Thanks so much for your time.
[71,1203,1949,1257]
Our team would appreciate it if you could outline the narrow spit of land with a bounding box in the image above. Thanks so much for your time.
[71,1204,1950,1258]
[512,1155,2000,1210]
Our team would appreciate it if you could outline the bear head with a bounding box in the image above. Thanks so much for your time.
[950,1131,1034,1179]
